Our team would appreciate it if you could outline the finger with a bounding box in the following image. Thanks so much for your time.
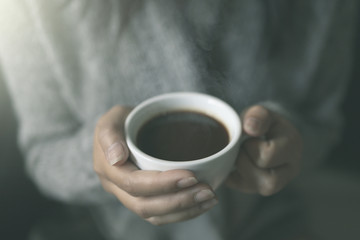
[145,199,218,226]
[255,164,295,196]
[134,184,216,219]
[226,150,258,194]
[243,137,289,168]
[103,179,218,225]
[106,161,199,197]
[96,105,132,165]
[226,150,294,196]
[243,105,274,137]
[244,116,302,169]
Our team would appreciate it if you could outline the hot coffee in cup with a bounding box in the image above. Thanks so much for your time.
[125,92,242,189]
[136,110,229,161]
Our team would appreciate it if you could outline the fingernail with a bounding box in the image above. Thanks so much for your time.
[106,142,125,165]
[177,177,198,189]
[201,198,218,210]
[195,189,215,203]
[245,117,261,135]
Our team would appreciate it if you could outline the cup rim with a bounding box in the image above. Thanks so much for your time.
[125,91,242,167]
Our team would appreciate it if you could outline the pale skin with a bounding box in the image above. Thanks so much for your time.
[93,104,303,226]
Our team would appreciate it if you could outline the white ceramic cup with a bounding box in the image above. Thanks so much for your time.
[125,92,242,189]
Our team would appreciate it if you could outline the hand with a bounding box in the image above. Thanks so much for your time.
[226,105,303,196]
[93,105,218,225]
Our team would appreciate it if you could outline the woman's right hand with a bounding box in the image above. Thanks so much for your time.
[93,105,218,226]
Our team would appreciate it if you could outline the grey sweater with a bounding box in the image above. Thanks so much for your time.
[0,0,358,239]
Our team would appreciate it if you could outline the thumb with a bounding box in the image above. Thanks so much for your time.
[96,105,132,165]
[242,105,273,137]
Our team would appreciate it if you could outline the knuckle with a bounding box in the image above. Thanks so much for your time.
[122,175,143,197]
[251,105,270,118]
[146,217,163,226]
[99,180,112,194]
[257,160,268,169]
[134,203,151,219]
[95,115,111,133]
[98,127,115,142]
[93,157,106,177]
[256,157,268,169]
[259,175,278,196]
[122,177,137,196]
[174,197,189,210]
[259,143,275,167]
[111,105,123,111]
[112,105,131,122]
[187,205,206,220]
[93,162,101,175]
[96,105,130,134]
[111,104,126,113]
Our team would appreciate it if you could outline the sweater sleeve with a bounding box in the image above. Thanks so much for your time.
[0,1,114,205]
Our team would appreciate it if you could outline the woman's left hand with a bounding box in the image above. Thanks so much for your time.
[226,105,303,196]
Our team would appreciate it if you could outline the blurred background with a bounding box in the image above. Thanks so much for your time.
[1,21,360,240]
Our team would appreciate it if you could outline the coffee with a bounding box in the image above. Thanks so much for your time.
[136,110,229,161]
